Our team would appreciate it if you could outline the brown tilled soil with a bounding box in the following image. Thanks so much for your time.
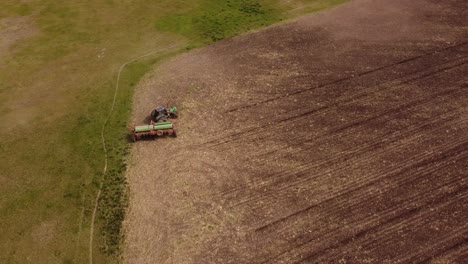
[124,0,468,263]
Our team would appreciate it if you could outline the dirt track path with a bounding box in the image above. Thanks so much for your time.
[124,0,468,263]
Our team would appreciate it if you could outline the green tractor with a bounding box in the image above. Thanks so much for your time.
[150,106,177,122]
[130,105,178,142]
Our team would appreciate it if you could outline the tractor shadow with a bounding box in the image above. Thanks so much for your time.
[142,116,151,123]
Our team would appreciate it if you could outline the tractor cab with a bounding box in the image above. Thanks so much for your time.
[150,106,178,122]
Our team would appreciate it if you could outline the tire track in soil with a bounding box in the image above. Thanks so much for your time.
[198,128,466,262]
[223,117,466,262]
[258,182,467,264]
[253,140,468,232]
[249,139,468,246]
[411,231,468,264]
[422,237,468,263]
[218,78,468,207]
[200,48,468,264]
[250,80,467,170]
[125,0,468,263]
[302,190,468,264]
[313,186,468,261]
[313,175,468,256]
[223,41,468,114]
[226,63,467,170]
[202,44,468,149]
[205,57,468,202]
[269,182,468,264]
[236,124,468,229]
[233,75,466,159]
[261,172,468,264]
[186,44,465,262]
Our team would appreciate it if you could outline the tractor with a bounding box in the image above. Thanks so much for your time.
[129,105,178,142]
[150,106,178,122]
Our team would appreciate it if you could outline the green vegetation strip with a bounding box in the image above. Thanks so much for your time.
[0,0,346,263]
[156,0,281,43]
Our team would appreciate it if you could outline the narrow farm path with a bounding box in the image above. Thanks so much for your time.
[88,46,180,264]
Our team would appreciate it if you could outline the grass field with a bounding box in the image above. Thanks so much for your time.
[0,1,346,263]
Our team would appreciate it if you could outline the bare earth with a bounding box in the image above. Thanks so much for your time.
[124,0,468,263]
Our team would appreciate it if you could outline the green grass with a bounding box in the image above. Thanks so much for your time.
[155,0,282,43]
[0,0,347,263]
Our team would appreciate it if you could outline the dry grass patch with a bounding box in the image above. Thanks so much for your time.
[0,16,38,62]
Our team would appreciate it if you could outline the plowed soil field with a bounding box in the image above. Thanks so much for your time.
[124,0,468,263]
